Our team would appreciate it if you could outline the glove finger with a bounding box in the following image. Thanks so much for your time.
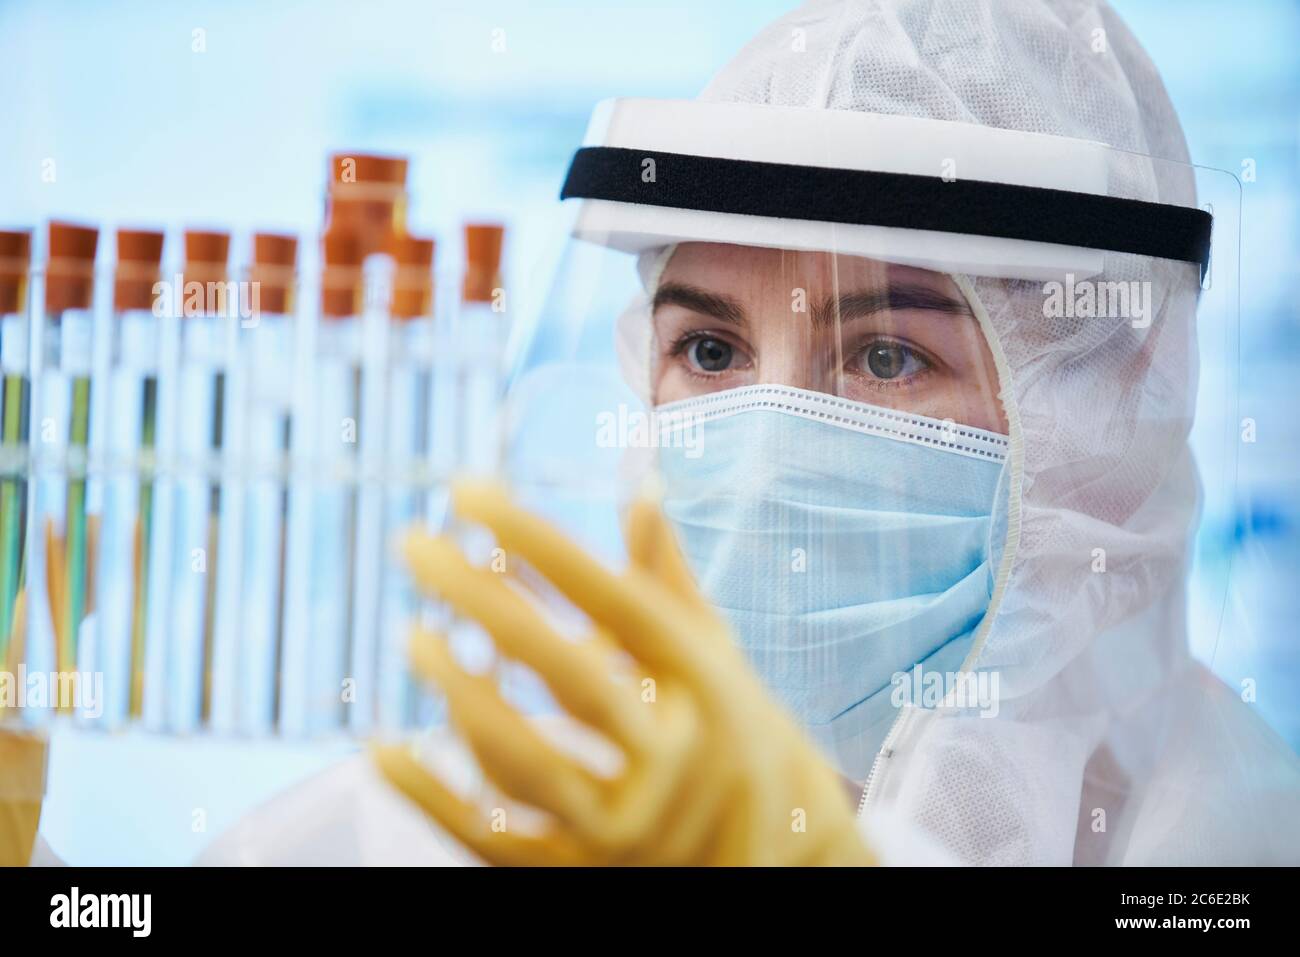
[408,627,613,838]
[372,744,589,866]
[592,692,714,858]
[448,481,707,682]
[623,495,715,618]
[401,531,652,750]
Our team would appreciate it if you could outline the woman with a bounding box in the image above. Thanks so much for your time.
[206,0,1300,866]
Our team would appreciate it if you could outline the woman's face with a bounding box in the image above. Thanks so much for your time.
[650,242,1008,433]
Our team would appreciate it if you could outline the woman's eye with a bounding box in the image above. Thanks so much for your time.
[857,340,927,380]
[688,337,735,373]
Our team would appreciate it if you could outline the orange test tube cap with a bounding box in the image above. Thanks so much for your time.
[45,221,99,312]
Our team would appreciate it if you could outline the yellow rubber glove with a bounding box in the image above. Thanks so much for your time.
[0,729,47,867]
[374,481,875,867]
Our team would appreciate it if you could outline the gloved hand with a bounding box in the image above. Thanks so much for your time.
[374,481,875,866]
[0,729,47,867]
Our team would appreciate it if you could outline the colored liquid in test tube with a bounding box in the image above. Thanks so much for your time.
[0,230,32,675]
[106,228,167,724]
[36,222,100,702]
[168,230,234,730]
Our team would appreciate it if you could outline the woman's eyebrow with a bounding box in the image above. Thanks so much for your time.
[813,283,972,328]
[652,281,747,327]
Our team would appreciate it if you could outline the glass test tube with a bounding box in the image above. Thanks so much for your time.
[167,230,233,731]
[238,232,298,734]
[104,229,167,726]
[321,155,410,733]
[0,231,32,681]
[457,224,509,477]
[36,223,100,705]
[309,231,367,731]
[453,224,525,811]
[446,224,512,700]
[322,155,409,733]
[373,235,436,731]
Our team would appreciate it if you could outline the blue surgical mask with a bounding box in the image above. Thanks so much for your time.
[656,384,1007,780]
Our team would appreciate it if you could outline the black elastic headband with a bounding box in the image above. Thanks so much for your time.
[561,146,1212,274]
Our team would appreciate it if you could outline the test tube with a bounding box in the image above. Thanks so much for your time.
[440,224,510,704]
[375,234,436,729]
[310,231,366,730]
[388,235,436,494]
[239,232,298,733]
[457,224,508,475]
[169,229,232,730]
[0,230,32,673]
[37,222,100,698]
[107,228,166,724]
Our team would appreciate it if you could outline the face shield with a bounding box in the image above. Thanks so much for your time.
[501,98,1238,784]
